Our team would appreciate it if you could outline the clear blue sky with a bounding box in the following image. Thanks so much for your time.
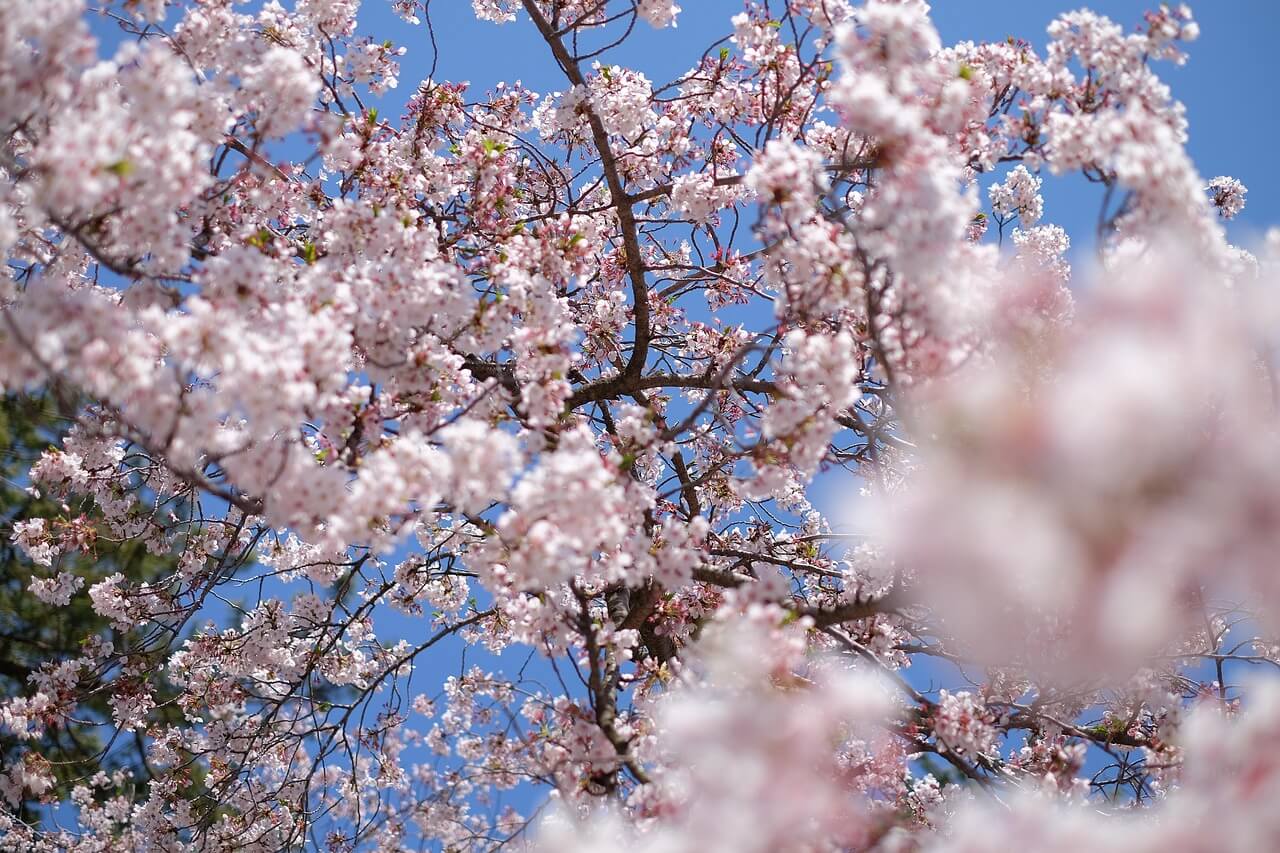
[90,1,1280,245]
[346,0,1280,818]
[85,0,1278,712]
[366,0,1278,244]
[74,0,1280,835]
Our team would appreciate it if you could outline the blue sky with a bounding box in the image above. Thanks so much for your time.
[351,0,1275,821]
[71,0,1280,835]
[357,0,1280,244]
[80,0,1277,665]
[88,0,1278,260]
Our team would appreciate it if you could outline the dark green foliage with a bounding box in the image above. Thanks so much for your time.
[0,395,180,815]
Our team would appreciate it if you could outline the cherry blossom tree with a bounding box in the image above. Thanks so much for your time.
[1,0,1278,850]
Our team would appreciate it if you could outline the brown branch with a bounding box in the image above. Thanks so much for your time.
[566,370,778,409]
[521,0,652,384]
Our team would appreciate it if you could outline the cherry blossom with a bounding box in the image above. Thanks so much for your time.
[0,0,1275,850]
